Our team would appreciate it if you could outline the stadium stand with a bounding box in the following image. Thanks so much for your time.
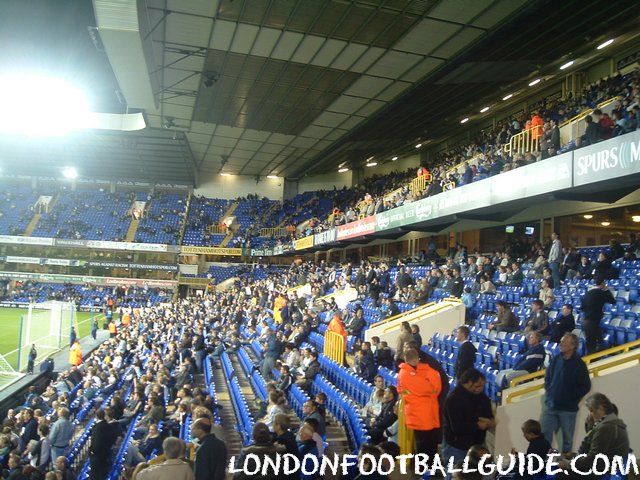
[3,3,640,479]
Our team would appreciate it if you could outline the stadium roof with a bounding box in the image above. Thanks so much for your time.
[1,0,639,185]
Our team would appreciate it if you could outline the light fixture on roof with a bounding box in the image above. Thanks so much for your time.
[583,214,593,220]
[601,221,611,227]
[62,167,78,179]
[220,172,232,177]
[502,93,513,101]
[267,175,278,179]
[632,215,640,223]
[480,106,490,113]
[560,60,574,70]
[391,156,398,161]
[415,143,422,149]
[338,167,349,173]
[366,161,378,167]
[528,78,541,86]
[460,117,469,124]
[597,39,614,50]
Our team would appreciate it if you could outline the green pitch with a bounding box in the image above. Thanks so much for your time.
[0,308,103,370]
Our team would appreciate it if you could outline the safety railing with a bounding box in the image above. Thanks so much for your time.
[505,124,543,155]
[205,224,228,235]
[409,175,430,197]
[397,396,415,455]
[559,96,621,128]
[324,330,345,366]
[504,339,640,404]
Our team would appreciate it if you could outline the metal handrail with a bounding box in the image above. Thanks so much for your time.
[504,339,640,404]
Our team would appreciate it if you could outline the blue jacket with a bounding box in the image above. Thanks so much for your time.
[513,344,545,373]
[544,353,591,412]
[265,337,284,359]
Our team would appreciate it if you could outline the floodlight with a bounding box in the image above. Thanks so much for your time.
[0,75,90,136]
[62,167,78,179]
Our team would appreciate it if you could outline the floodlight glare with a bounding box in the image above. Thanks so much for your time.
[267,175,278,179]
[62,167,78,179]
[0,75,90,136]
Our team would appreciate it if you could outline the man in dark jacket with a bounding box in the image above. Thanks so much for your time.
[454,326,477,380]
[295,350,320,391]
[345,308,366,337]
[449,267,464,298]
[540,333,591,454]
[580,274,615,354]
[191,418,227,480]
[89,409,118,480]
[495,332,545,388]
[544,304,576,343]
[261,330,284,381]
[489,301,519,333]
[443,369,494,470]
[355,342,377,382]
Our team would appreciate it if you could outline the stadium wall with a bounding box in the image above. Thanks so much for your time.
[195,174,284,200]
[298,170,353,193]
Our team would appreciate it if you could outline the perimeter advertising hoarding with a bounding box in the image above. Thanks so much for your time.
[336,216,376,240]
[374,152,573,234]
[314,228,337,246]
[294,235,314,250]
[573,129,640,186]
[180,246,244,256]
[0,235,53,246]
[0,271,176,287]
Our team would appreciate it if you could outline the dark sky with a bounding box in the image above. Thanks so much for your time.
[0,0,123,113]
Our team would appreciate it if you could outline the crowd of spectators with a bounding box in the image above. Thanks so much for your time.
[275,67,640,241]
[4,236,634,479]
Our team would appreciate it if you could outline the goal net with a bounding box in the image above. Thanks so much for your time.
[17,301,77,372]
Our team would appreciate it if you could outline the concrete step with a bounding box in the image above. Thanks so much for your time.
[211,362,244,461]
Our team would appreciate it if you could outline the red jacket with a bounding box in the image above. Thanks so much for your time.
[397,362,442,431]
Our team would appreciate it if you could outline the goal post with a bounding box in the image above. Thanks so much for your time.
[17,301,77,372]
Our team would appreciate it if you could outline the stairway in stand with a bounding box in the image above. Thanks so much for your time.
[23,213,41,236]
[124,218,140,242]
[219,201,238,247]
[210,362,244,463]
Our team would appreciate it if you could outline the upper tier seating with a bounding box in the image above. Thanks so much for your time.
[33,189,135,241]
[134,192,187,245]
[0,185,41,235]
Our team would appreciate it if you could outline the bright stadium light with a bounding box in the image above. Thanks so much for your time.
[480,106,490,113]
[560,60,574,70]
[0,74,90,136]
[62,167,78,179]
[502,93,513,101]
[391,156,398,161]
[600,221,611,227]
[366,162,377,167]
[338,167,349,173]
[267,175,278,179]
[220,172,232,176]
[632,215,640,223]
[528,78,541,86]
[597,39,614,50]
[415,143,422,149]
[583,214,593,220]
[460,117,469,124]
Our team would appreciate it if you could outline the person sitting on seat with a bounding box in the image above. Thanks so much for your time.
[489,301,518,333]
[367,386,399,444]
[495,332,546,388]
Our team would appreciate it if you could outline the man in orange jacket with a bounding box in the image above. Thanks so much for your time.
[397,348,442,462]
